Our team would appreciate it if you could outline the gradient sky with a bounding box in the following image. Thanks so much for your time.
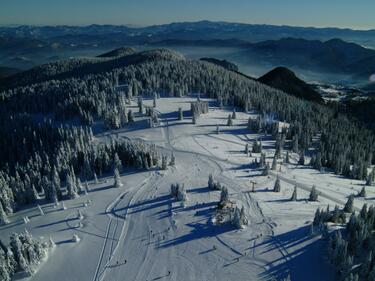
[0,0,374,30]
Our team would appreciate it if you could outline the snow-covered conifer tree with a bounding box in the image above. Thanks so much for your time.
[358,186,366,198]
[344,195,354,213]
[0,202,9,225]
[169,153,175,166]
[178,107,183,120]
[208,174,214,190]
[138,96,143,114]
[227,114,233,126]
[127,110,134,123]
[67,172,79,199]
[291,186,297,201]
[114,168,123,188]
[153,93,157,108]
[94,173,99,184]
[298,151,305,165]
[161,155,168,170]
[273,176,281,192]
[232,108,236,119]
[113,153,122,172]
[262,162,270,176]
[218,187,229,209]
[309,185,319,202]
[271,157,277,170]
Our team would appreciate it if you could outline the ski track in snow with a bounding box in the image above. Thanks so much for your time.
[6,98,345,281]
[97,172,157,281]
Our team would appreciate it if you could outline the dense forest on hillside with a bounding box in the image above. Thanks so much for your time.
[0,48,374,217]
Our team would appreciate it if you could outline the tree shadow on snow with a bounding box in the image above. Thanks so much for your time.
[113,194,172,216]
[159,222,235,248]
[256,225,335,281]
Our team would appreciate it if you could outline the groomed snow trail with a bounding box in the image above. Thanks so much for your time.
[99,107,279,281]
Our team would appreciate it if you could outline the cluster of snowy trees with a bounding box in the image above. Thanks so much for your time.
[170,183,187,202]
[0,230,53,280]
[312,201,375,280]
[1,48,374,215]
[208,174,222,190]
[0,116,159,217]
[327,204,375,280]
[2,56,374,180]
[215,186,248,228]
[190,100,209,118]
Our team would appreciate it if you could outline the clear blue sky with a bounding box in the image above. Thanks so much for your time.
[0,0,374,30]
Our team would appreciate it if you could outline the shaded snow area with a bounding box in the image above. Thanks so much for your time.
[7,96,374,281]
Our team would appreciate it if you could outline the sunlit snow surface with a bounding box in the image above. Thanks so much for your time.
[5,97,370,281]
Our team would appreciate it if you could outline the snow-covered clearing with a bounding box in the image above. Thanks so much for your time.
[3,96,372,281]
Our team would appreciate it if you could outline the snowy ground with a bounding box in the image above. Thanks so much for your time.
[3,96,373,281]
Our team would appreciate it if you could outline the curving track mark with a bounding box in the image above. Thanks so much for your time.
[92,217,113,281]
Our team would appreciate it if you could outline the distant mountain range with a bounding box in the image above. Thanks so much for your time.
[156,37,375,81]
[1,21,375,86]
[2,21,375,47]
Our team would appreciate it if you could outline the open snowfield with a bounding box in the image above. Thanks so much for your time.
[3,96,373,281]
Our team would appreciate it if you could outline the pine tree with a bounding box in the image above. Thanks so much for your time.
[262,162,270,176]
[31,185,39,201]
[273,176,281,192]
[52,167,62,200]
[161,155,168,170]
[208,174,214,189]
[309,185,319,201]
[67,171,79,199]
[84,181,89,194]
[138,96,143,113]
[227,114,233,126]
[291,186,297,201]
[178,107,183,120]
[218,187,229,209]
[114,168,123,188]
[0,202,9,225]
[285,151,290,164]
[271,156,277,170]
[232,108,236,119]
[169,153,175,166]
[245,144,249,155]
[358,186,367,197]
[315,152,322,170]
[48,236,55,248]
[298,151,305,165]
[153,93,157,108]
[366,168,374,186]
[127,110,134,123]
[240,206,248,226]
[113,153,122,172]
[344,195,354,213]
[292,136,299,153]
[77,178,83,194]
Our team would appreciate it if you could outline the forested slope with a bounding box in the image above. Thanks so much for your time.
[0,48,374,219]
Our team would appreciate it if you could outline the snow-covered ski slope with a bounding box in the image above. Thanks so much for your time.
[5,96,373,281]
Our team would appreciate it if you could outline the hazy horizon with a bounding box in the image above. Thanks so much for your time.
[1,0,374,30]
[1,20,375,32]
